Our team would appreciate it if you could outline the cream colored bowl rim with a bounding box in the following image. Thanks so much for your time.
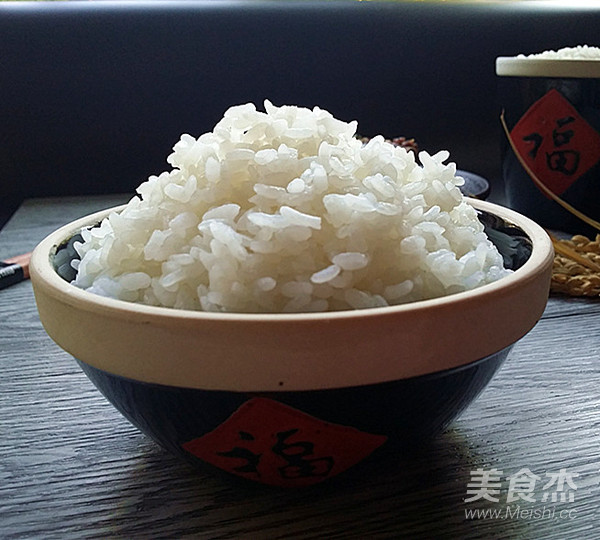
[496,56,600,78]
[30,198,554,391]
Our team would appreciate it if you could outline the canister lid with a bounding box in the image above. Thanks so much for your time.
[496,56,600,78]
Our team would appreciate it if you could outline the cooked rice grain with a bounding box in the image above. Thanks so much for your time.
[73,101,511,312]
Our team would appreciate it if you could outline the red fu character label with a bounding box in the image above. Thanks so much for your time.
[510,88,600,197]
[182,397,387,487]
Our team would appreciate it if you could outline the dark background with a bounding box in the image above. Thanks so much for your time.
[2,0,600,226]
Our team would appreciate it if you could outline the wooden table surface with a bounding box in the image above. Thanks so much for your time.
[1,195,599,540]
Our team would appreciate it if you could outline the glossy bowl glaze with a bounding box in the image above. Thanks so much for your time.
[30,198,553,487]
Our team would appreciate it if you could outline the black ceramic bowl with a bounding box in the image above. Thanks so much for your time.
[30,199,553,487]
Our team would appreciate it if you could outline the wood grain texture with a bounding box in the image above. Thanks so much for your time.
[1,196,599,540]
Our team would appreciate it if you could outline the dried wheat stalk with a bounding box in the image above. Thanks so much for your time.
[550,234,600,297]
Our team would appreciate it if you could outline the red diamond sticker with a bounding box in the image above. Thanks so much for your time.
[182,397,387,487]
[510,88,600,197]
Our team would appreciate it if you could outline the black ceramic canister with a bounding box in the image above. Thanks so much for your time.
[496,51,600,236]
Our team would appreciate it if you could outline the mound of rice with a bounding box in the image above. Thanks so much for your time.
[517,44,600,60]
[72,101,511,313]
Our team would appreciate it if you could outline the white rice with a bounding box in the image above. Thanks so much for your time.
[72,101,511,313]
[517,45,600,60]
